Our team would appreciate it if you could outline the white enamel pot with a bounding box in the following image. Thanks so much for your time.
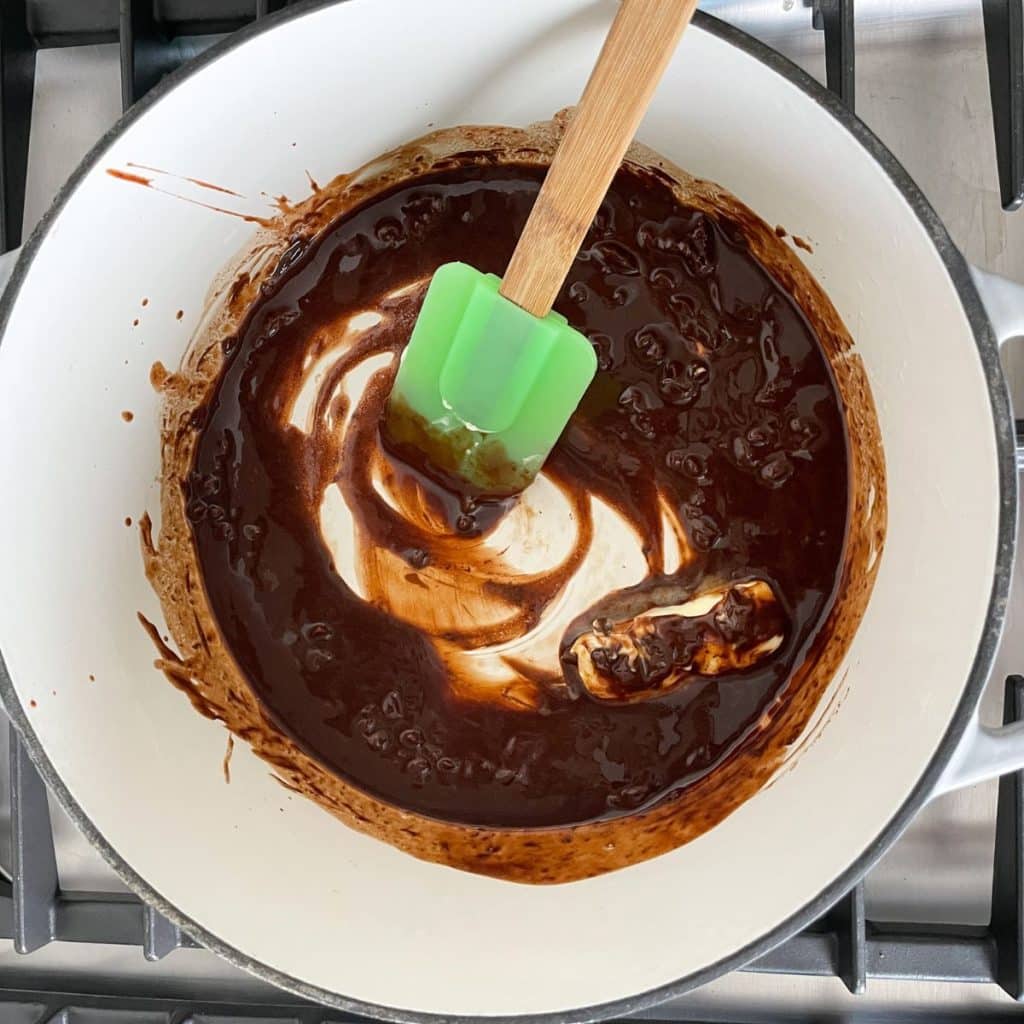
[0,1,1020,1019]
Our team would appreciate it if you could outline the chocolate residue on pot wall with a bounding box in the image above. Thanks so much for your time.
[143,121,886,882]
[127,161,246,198]
[106,168,273,227]
[223,734,234,783]
[108,168,151,187]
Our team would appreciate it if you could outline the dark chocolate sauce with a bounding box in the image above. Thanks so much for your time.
[185,163,848,829]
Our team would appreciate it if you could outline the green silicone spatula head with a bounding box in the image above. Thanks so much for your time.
[387,263,597,495]
[385,0,696,497]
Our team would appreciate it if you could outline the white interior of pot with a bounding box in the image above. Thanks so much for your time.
[0,0,1001,1015]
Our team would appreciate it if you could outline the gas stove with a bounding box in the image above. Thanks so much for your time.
[0,1,1023,1020]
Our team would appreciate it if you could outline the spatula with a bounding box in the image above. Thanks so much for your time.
[386,0,698,497]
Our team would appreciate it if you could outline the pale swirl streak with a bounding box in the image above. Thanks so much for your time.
[288,297,698,711]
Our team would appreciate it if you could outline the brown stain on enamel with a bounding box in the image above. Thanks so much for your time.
[107,169,272,227]
[127,162,246,198]
[107,168,152,187]
[141,121,886,883]
[223,734,234,783]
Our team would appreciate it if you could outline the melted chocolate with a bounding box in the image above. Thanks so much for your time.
[184,162,849,829]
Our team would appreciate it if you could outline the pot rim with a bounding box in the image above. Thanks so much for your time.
[0,2,1015,1020]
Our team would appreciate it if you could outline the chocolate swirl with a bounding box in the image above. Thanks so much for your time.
[144,122,885,881]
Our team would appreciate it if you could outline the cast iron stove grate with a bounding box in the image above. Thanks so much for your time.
[0,1,1023,1021]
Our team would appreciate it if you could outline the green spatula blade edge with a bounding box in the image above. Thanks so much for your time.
[388,262,597,495]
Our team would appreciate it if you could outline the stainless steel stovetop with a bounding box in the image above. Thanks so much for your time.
[2,1,1024,1020]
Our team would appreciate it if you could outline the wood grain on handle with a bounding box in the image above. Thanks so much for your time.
[500,0,697,318]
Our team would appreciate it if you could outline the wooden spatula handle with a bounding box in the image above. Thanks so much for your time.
[500,0,697,318]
